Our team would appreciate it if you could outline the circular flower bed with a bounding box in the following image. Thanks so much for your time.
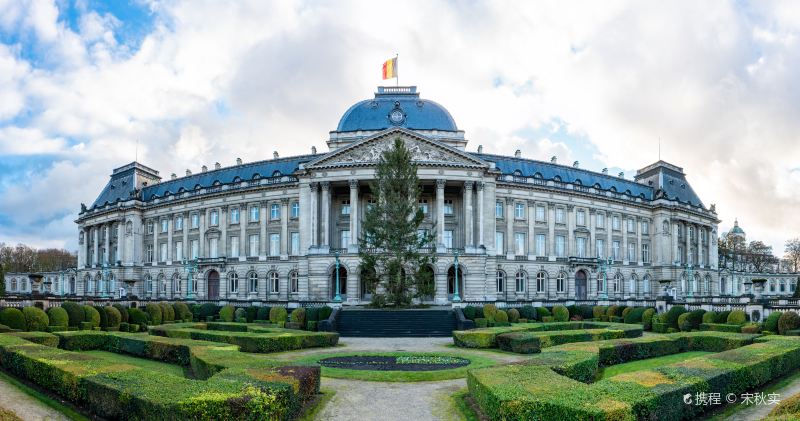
[319,355,470,371]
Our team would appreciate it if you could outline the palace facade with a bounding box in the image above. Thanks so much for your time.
[8,87,739,304]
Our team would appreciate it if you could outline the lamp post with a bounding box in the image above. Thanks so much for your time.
[453,250,462,303]
[685,264,694,298]
[597,257,612,299]
[183,259,197,299]
[333,251,342,303]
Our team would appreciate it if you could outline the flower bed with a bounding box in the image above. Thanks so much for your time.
[319,355,470,371]
[468,332,800,420]
[452,321,642,351]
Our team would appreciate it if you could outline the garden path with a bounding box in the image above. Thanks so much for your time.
[0,376,69,421]
[720,375,800,421]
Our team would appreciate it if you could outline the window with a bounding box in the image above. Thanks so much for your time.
[291,232,300,256]
[146,245,153,263]
[629,275,636,294]
[145,275,152,294]
[555,235,565,257]
[613,273,621,293]
[269,272,279,293]
[443,230,453,249]
[249,272,258,293]
[514,232,525,255]
[536,272,546,293]
[612,216,620,230]
[515,272,526,293]
[290,271,299,293]
[678,245,684,264]
[627,242,635,262]
[596,239,605,258]
[229,272,239,293]
[557,272,566,293]
[444,199,454,215]
[175,216,183,230]
[576,237,586,258]
[291,202,299,218]
[249,235,259,257]
[495,232,504,255]
[250,206,259,222]
[271,203,281,219]
[535,205,546,222]
[643,275,651,294]
[161,219,168,233]
[191,214,199,229]
[555,208,565,224]
[419,199,429,215]
[612,241,620,260]
[536,234,546,256]
[515,203,525,219]
[597,273,605,292]
[191,240,199,259]
[147,223,154,234]
[641,244,650,263]
[340,230,350,248]
[270,233,280,256]
[496,271,505,293]
[597,213,605,228]
[626,218,634,233]
[231,208,240,224]
[210,210,219,226]
[641,220,649,234]
[230,237,239,258]
[209,238,218,258]
[160,243,167,262]
[689,226,695,240]
[576,210,585,226]
[173,274,181,294]
[495,201,504,218]
[366,198,376,211]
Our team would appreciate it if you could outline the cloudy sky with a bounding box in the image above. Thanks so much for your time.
[0,0,798,256]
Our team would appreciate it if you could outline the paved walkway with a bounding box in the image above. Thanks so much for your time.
[718,375,800,420]
[0,376,69,421]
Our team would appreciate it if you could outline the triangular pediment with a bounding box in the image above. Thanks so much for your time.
[306,128,488,169]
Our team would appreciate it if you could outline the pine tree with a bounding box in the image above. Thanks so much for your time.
[359,137,437,307]
[0,264,5,297]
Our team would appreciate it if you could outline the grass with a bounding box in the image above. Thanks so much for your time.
[297,388,336,421]
[703,367,800,420]
[0,371,89,421]
[82,350,190,378]
[291,351,498,382]
[598,351,713,380]
[450,388,483,421]
[0,407,22,421]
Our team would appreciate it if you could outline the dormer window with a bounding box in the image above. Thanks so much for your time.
[272,170,282,177]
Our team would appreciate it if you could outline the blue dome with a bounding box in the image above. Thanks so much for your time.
[336,86,458,132]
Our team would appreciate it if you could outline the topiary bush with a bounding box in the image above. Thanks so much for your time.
[270,306,288,324]
[218,305,235,322]
[304,307,317,322]
[246,307,258,323]
[159,303,175,322]
[463,306,477,320]
[715,310,731,324]
[519,305,536,321]
[46,307,69,328]
[606,306,619,318]
[641,308,656,330]
[687,309,706,331]
[664,306,687,329]
[197,303,218,320]
[567,305,579,318]
[536,307,551,320]
[234,308,246,321]
[678,312,692,331]
[83,306,100,329]
[778,311,800,335]
[727,310,747,325]
[592,306,607,320]
[507,308,520,323]
[113,304,129,323]
[0,308,25,330]
[483,304,498,323]
[61,302,85,328]
[621,307,633,318]
[128,308,148,327]
[495,310,509,323]
[702,311,717,324]
[145,303,163,325]
[104,306,121,329]
[765,311,782,333]
[172,303,191,321]
[552,305,569,322]
[319,306,333,320]
[741,322,761,334]
[623,307,646,325]
[22,307,49,332]
[291,308,306,326]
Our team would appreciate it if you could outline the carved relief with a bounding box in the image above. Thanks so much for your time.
[315,136,482,167]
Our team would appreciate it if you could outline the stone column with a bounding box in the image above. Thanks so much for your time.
[673,220,680,264]
[116,222,123,265]
[697,224,703,267]
[182,213,189,260]
[527,200,535,260]
[436,179,445,251]
[606,214,612,260]
[220,207,227,259]
[103,224,110,265]
[200,211,207,258]
[505,197,514,258]
[463,181,473,248]
[310,183,318,248]
[239,208,246,260]
[152,219,158,262]
[566,205,575,257]
[167,215,174,264]
[621,214,628,264]
[710,227,718,270]
[685,222,691,265]
[477,182,485,246]
[92,226,98,267]
[548,204,556,260]
[589,209,597,258]
[259,200,267,258]
[281,198,289,259]
[349,179,359,252]
[321,182,331,247]
[636,216,643,265]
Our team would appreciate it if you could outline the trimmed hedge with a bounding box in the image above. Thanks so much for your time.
[61,302,85,327]
[453,321,642,349]
[269,307,288,325]
[150,322,339,353]
[497,328,629,354]
[172,303,191,322]
[623,307,646,325]
[727,310,747,325]
[664,305,687,329]
[715,310,731,324]
[128,308,148,327]
[219,305,235,322]
[0,308,24,330]
[700,323,742,333]
[94,305,108,329]
[495,310,508,323]
[145,304,163,325]
[483,304,498,323]
[507,308,520,323]
[552,306,569,322]
[160,303,175,322]
[641,308,656,330]
[765,311,782,333]
[318,306,332,321]
[46,307,69,328]
[702,311,717,324]
[519,305,536,321]
[778,311,800,335]
[21,307,48,332]
[258,306,272,322]
[113,304,129,323]
[290,308,306,326]
[104,306,122,329]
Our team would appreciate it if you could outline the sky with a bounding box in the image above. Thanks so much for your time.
[0,0,799,256]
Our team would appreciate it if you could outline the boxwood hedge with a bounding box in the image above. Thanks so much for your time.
[0,308,26,330]
[149,322,339,353]
[23,307,49,331]
[453,321,642,350]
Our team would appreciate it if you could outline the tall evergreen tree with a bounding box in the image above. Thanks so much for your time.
[0,264,5,297]
[359,138,436,307]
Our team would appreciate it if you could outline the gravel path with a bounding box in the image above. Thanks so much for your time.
[0,375,69,421]
[718,376,800,421]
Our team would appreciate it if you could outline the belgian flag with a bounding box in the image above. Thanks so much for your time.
[382,57,397,80]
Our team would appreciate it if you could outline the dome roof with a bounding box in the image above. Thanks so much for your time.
[336,86,458,132]
[729,218,745,235]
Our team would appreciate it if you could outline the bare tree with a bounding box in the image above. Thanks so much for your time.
[786,238,800,273]
[744,241,778,273]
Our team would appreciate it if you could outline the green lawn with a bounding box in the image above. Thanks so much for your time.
[82,351,189,378]
[598,351,713,380]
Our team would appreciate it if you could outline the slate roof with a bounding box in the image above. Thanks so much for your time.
[91,167,137,208]
[336,86,458,132]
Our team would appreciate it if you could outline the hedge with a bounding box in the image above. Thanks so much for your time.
[113,304,129,323]
[700,323,742,333]
[779,311,800,335]
[678,312,692,331]
[258,306,272,322]
[641,308,656,330]
[219,305,235,322]
[196,303,218,320]
[453,321,642,350]
[23,307,49,332]
[765,311,782,333]
[664,306,687,329]
[507,308,520,323]
[623,308,646,325]
[46,307,69,328]
[61,302,85,327]
[715,310,731,324]
[552,306,569,322]
[495,310,508,323]
[463,306,477,320]
[702,311,717,324]
[318,306,333,321]
[145,304,163,325]
[104,306,122,329]
[269,307,288,325]
[0,308,24,331]
[290,308,306,326]
[536,307,551,320]
[245,307,258,323]
[128,308,148,327]
[160,303,175,322]
[172,303,191,322]
[727,310,747,325]
[519,305,536,321]
[496,328,630,354]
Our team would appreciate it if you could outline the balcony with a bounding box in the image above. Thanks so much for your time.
[568,256,598,267]
[196,257,227,266]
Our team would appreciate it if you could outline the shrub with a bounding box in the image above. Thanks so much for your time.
[702,311,717,324]
[258,306,272,321]
[552,306,569,322]
[216,305,234,322]
[592,306,607,319]
[128,308,148,327]
[291,308,306,325]
[678,312,692,331]
[687,309,706,330]
[234,308,246,321]
[641,308,656,330]
[623,308,646,325]
[104,306,121,329]
[519,305,536,321]
[46,307,69,327]
[495,310,509,323]
[0,308,25,330]
[475,318,488,328]
[664,306,687,329]
[741,323,761,334]
[463,306,476,320]
[536,307,551,320]
[160,303,175,322]
[61,302,85,327]
[700,323,742,333]
[765,311,782,333]
[715,310,731,324]
[778,311,800,335]
[621,307,633,318]
[319,306,333,320]
[172,303,191,321]
[306,321,318,331]
[606,305,619,317]
[507,308,520,323]
[129,323,140,332]
[22,307,49,332]
[197,303,218,320]
[246,307,258,322]
[83,306,101,329]
[483,304,498,322]
[112,304,129,323]
[145,304,163,325]
[80,321,93,330]
[727,310,747,325]
[119,322,129,332]
[270,306,288,324]
[567,305,579,318]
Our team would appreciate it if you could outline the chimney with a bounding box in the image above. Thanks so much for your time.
[201,165,208,172]
[573,161,579,168]
[214,162,221,170]
[618,171,625,178]
[311,146,317,154]
[236,157,242,165]
[550,156,557,163]
[273,151,279,159]
[186,169,192,176]
[602,168,608,174]
[171,173,177,180]
[477,145,483,153]
[514,149,521,158]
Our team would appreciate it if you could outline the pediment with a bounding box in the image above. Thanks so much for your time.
[306,128,488,170]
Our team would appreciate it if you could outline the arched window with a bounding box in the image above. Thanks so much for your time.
[770,281,776,292]
[290,271,299,294]
[704,275,711,295]
[515,271,526,293]
[692,274,700,294]
[10,278,16,291]
[556,272,566,293]
[145,274,152,295]
[536,272,546,293]
[173,273,181,294]
[249,272,258,294]
[269,272,279,294]
[643,275,651,294]
[496,271,505,293]
[629,274,637,295]
[229,272,239,293]
[597,273,605,292]
[613,273,622,293]
[159,274,167,296]
[780,280,786,293]
[721,277,727,295]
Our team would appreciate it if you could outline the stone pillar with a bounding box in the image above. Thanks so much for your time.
[310,183,318,247]
[116,222,123,265]
[92,226,99,267]
[103,224,110,265]
[239,208,246,260]
[606,214,612,260]
[697,224,702,267]
[477,182,485,247]
[673,220,680,264]
[259,200,267,258]
[548,204,556,261]
[349,179,359,252]
[589,209,597,258]
[527,200,535,260]
[321,182,331,247]
[220,207,227,259]
[622,214,628,264]
[436,179,445,251]
[182,213,189,260]
[199,211,206,258]
[710,226,718,270]
[463,181,473,248]
[636,216,643,265]
[281,198,289,259]
[152,219,158,262]
[566,205,575,257]
[167,215,174,264]
[505,197,514,258]
[685,222,691,265]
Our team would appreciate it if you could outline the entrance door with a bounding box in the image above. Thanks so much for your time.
[575,270,587,300]
[207,270,220,299]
